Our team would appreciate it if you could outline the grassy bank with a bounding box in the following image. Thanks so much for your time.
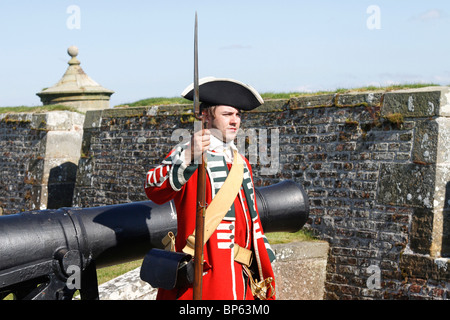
[0,104,80,114]
[114,83,440,108]
[1,83,441,112]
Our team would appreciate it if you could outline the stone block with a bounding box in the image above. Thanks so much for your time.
[435,117,450,163]
[438,86,450,117]
[412,120,438,164]
[336,92,383,107]
[45,130,83,160]
[410,208,434,254]
[378,163,436,208]
[83,109,103,129]
[44,111,85,131]
[288,94,335,109]
[252,99,288,112]
[94,267,157,300]
[271,241,329,300]
[382,89,441,118]
[400,254,450,282]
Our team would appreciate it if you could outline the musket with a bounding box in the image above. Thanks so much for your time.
[192,11,206,300]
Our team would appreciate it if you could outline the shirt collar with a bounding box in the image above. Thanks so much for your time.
[209,134,237,161]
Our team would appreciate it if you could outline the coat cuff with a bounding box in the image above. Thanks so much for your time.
[169,148,198,191]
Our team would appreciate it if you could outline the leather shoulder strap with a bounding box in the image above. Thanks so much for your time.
[183,150,244,256]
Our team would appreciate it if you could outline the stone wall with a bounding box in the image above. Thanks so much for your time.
[71,87,449,300]
[0,113,47,214]
[2,87,450,299]
[0,111,84,214]
[72,106,191,207]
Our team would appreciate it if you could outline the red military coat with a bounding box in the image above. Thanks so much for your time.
[144,140,276,300]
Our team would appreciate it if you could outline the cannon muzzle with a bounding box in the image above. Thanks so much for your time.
[0,180,309,300]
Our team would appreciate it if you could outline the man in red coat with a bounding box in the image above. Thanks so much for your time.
[144,77,276,300]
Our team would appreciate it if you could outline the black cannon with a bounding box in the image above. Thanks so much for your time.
[0,180,309,300]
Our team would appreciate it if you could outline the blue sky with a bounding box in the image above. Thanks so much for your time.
[1,0,450,107]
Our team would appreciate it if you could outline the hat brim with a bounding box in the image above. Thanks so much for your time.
[181,77,264,111]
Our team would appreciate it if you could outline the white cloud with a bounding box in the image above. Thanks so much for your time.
[374,72,450,87]
[431,72,450,85]
[294,85,315,93]
[420,9,442,21]
[411,9,446,22]
[377,72,423,81]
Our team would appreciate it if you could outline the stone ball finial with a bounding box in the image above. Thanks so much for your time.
[68,46,79,58]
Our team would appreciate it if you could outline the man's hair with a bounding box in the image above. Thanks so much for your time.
[200,103,217,119]
[200,103,243,120]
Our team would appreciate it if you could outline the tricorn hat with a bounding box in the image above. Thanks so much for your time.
[181,77,264,111]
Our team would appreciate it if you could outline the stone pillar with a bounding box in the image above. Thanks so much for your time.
[0,111,85,212]
[39,111,85,209]
[378,87,450,258]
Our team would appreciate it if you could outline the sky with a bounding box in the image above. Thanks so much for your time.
[1,0,450,108]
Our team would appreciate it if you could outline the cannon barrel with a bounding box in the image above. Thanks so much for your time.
[0,180,308,299]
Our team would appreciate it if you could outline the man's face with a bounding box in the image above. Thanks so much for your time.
[205,105,241,142]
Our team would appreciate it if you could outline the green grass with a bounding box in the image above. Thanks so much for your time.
[260,83,440,99]
[113,83,441,108]
[0,104,80,114]
[335,82,440,93]
[265,229,317,244]
[97,260,143,284]
[1,83,442,112]
[115,97,192,108]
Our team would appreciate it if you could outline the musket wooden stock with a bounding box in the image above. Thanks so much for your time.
[193,124,206,300]
[192,12,205,300]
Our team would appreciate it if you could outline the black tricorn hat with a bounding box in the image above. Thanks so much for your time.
[181,77,264,111]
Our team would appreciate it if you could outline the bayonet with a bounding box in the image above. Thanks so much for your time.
[193,12,200,118]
